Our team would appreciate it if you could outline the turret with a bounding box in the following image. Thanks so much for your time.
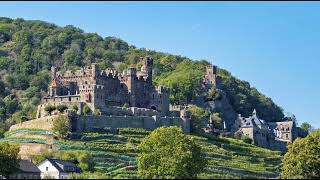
[51,66,57,79]
[140,56,153,84]
[91,63,99,79]
[180,108,191,134]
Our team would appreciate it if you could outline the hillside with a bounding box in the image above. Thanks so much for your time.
[0,17,285,136]
[0,126,282,179]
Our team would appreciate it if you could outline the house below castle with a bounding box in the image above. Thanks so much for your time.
[237,109,307,151]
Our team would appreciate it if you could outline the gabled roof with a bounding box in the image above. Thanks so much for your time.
[38,159,81,173]
[19,160,41,173]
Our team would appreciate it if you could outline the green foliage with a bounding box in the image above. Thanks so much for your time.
[44,105,56,115]
[156,60,207,104]
[82,104,91,115]
[52,115,71,139]
[210,112,223,129]
[300,122,312,135]
[217,68,284,122]
[0,143,20,178]
[188,105,209,134]
[122,103,129,108]
[57,151,96,172]
[137,126,207,179]
[69,172,109,179]
[281,130,320,179]
[56,104,68,113]
[241,135,253,144]
[72,105,79,112]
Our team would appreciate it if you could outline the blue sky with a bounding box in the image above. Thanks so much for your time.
[0,1,319,128]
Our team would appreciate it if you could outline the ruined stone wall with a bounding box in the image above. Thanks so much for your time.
[73,114,189,133]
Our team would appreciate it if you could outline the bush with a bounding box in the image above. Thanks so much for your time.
[44,105,56,115]
[82,104,91,115]
[241,135,252,144]
[72,105,79,112]
[122,103,129,108]
[56,104,68,113]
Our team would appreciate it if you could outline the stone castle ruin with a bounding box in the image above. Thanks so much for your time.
[35,57,191,133]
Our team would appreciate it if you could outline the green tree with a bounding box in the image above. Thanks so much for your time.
[82,104,91,115]
[52,115,71,139]
[300,122,313,135]
[210,113,223,130]
[44,105,56,115]
[56,105,68,113]
[58,151,96,172]
[137,126,207,179]
[188,105,209,134]
[281,130,320,179]
[0,143,20,178]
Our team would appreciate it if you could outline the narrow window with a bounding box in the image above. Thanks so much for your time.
[46,167,48,171]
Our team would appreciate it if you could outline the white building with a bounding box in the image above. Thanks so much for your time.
[37,159,81,179]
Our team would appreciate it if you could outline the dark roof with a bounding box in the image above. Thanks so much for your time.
[19,160,41,173]
[46,159,81,173]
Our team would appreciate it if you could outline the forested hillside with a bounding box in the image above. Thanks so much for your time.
[0,17,284,136]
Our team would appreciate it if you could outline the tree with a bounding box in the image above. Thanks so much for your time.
[58,151,96,172]
[137,126,207,179]
[56,105,68,113]
[300,122,312,135]
[210,112,223,130]
[281,130,320,179]
[44,105,56,115]
[82,104,91,115]
[52,115,71,139]
[0,143,20,178]
[188,105,209,134]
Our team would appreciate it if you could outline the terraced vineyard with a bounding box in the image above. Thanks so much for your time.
[0,128,283,179]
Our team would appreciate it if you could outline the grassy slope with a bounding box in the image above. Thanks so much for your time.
[0,128,282,179]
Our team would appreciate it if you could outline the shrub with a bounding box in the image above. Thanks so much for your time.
[241,135,252,144]
[72,105,79,112]
[44,105,56,115]
[122,103,129,108]
[82,104,91,115]
[56,104,68,113]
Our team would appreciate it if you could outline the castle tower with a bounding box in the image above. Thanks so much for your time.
[180,108,191,134]
[91,63,99,79]
[126,66,137,106]
[51,66,57,79]
[205,64,217,86]
[140,56,153,84]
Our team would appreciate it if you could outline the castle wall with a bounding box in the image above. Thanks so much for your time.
[73,114,189,133]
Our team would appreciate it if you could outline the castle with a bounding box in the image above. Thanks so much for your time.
[35,57,191,134]
[42,57,169,116]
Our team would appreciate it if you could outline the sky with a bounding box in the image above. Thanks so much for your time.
[0,1,319,128]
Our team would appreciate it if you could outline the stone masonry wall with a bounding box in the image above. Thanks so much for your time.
[73,114,189,133]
